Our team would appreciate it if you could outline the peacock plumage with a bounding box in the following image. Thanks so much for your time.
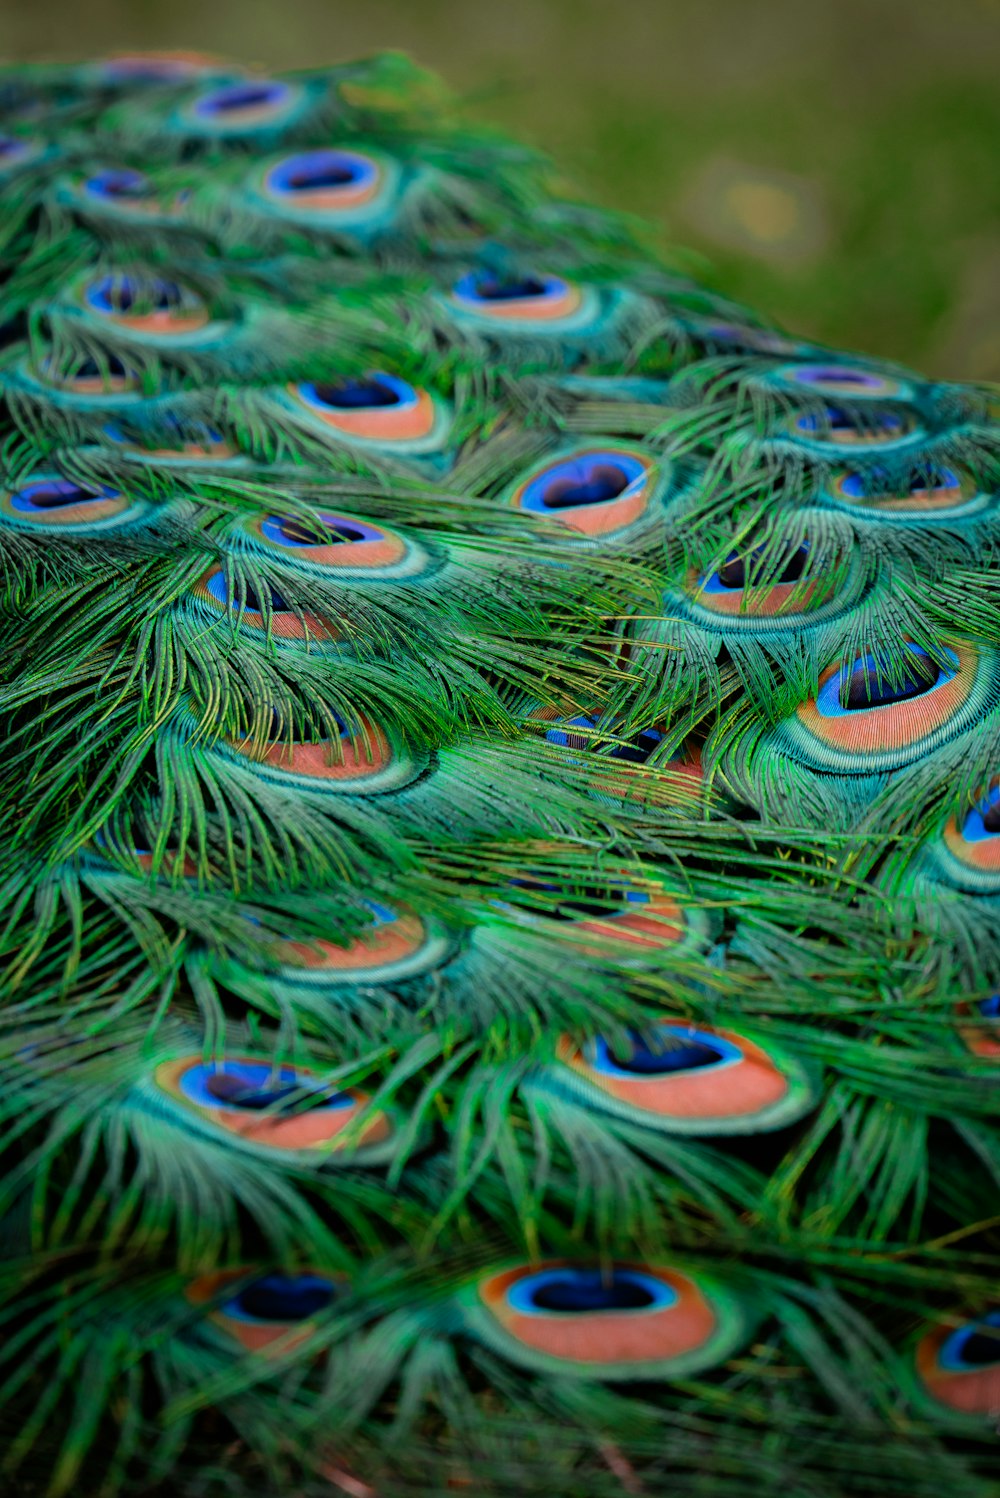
[2,47,1000,1498]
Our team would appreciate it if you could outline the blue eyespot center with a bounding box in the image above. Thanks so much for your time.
[842,646,941,709]
[205,571,290,614]
[473,275,549,301]
[509,877,648,921]
[962,785,1000,842]
[195,81,290,117]
[544,462,629,510]
[519,452,646,515]
[792,366,884,388]
[839,465,959,500]
[86,169,150,201]
[609,727,663,763]
[310,377,401,409]
[940,1311,1000,1371]
[714,543,809,590]
[814,645,957,717]
[268,149,377,195]
[977,995,1000,1018]
[179,1059,353,1113]
[544,715,663,764]
[12,479,117,511]
[506,1267,677,1316]
[71,353,132,380]
[593,1028,735,1077]
[225,1272,337,1323]
[86,274,186,315]
[794,406,904,438]
[261,513,371,546]
[203,1071,346,1112]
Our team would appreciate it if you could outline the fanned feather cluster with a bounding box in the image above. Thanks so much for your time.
[2,47,1000,1498]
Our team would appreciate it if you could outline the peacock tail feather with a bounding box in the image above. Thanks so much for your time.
[1,47,1000,1498]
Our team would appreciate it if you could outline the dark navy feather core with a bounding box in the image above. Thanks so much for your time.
[940,1312,1000,1371]
[503,1266,679,1317]
[544,715,663,763]
[518,453,646,515]
[839,465,960,499]
[177,1059,354,1113]
[453,271,571,308]
[529,1270,655,1313]
[599,1030,726,1076]
[509,877,646,920]
[467,275,549,301]
[194,81,290,117]
[842,647,941,709]
[791,367,886,390]
[268,149,377,194]
[261,514,371,546]
[793,406,905,438]
[306,377,402,409]
[85,169,151,200]
[70,354,132,380]
[203,1072,346,1112]
[609,727,664,763]
[11,479,119,511]
[715,543,809,590]
[205,572,291,614]
[963,785,1000,841]
[224,1273,337,1323]
[86,274,186,314]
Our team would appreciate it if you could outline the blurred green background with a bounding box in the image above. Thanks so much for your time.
[3,0,999,378]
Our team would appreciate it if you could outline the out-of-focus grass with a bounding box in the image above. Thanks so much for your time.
[2,0,998,377]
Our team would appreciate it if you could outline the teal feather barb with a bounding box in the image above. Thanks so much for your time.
[2,48,1000,1498]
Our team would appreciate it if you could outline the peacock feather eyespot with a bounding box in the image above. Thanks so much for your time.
[936,779,1000,896]
[248,897,454,986]
[82,272,211,337]
[914,1310,1000,1418]
[284,373,449,454]
[507,875,690,955]
[190,567,343,644]
[32,351,143,399]
[829,463,983,519]
[78,167,186,222]
[106,416,241,464]
[94,51,230,86]
[508,446,659,540]
[183,78,304,133]
[223,710,425,796]
[550,1019,818,1135]
[152,1053,395,1160]
[685,535,859,629]
[822,645,949,712]
[541,713,663,763]
[684,317,811,357]
[246,509,427,579]
[185,1268,343,1354]
[449,270,591,328]
[778,640,997,774]
[459,1258,751,1379]
[84,168,153,202]
[771,361,908,401]
[0,134,44,175]
[0,475,143,533]
[780,402,920,451]
[259,147,390,223]
[956,994,1000,1059]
